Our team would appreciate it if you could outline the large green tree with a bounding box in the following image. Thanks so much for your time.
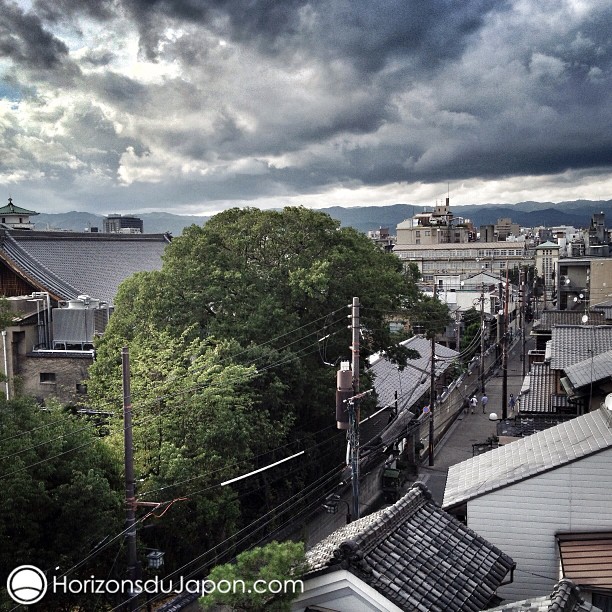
[88,207,448,571]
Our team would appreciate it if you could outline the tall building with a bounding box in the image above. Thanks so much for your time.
[535,241,560,307]
[394,199,530,282]
[494,217,521,241]
[395,198,471,246]
[103,214,143,234]
[586,211,609,256]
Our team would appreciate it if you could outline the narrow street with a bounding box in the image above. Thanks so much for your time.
[418,329,535,505]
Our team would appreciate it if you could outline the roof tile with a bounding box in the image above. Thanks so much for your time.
[443,407,612,509]
[306,482,514,612]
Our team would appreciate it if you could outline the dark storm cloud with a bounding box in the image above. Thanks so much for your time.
[33,0,116,23]
[301,0,507,74]
[4,0,612,213]
[85,71,150,108]
[81,49,116,67]
[30,0,506,73]
[0,0,70,69]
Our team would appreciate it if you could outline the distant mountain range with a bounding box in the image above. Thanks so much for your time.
[32,199,612,236]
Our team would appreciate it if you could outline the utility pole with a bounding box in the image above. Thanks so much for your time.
[521,269,527,377]
[479,282,486,394]
[2,331,9,400]
[122,347,139,611]
[455,311,461,352]
[501,274,509,420]
[428,285,437,467]
[350,297,360,520]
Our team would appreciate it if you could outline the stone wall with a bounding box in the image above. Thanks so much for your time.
[19,353,93,404]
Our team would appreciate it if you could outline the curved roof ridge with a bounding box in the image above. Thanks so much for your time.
[0,231,80,300]
[351,481,431,555]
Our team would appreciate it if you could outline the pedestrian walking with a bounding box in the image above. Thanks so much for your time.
[481,393,488,413]
[508,393,516,413]
[463,397,470,415]
[469,395,478,414]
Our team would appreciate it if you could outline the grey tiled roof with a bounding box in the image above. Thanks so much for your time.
[306,482,514,612]
[488,578,601,612]
[536,310,605,331]
[592,300,612,321]
[520,362,555,413]
[443,407,612,509]
[564,349,612,389]
[0,229,170,305]
[548,325,612,371]
[370,336,458,413]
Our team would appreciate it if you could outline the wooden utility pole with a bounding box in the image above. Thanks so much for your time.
[480,283,486,394]
[350,297,360,520]
[428,285,437,467]
[521,269,527,377]
[501,273,510,420]
[122,347,138,611]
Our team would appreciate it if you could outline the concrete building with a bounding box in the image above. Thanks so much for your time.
[494,218,520,241]
[366,227,395,252]
[103,214,144,234]
[395,198,472,246]
[535,241,560,307]
[394,241,530,284]
[557,258,612,311]
[587,211,609,257]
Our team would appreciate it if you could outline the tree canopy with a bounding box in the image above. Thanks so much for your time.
[87,206,449,572]
[0,397,123,611]
[200,540,306,612]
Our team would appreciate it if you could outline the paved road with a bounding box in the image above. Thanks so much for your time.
[416,330,535,505]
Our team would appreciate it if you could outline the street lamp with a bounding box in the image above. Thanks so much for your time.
[146,550,165,570]
[322,494,351,524]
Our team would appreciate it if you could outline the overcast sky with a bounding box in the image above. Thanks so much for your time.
[1,0,611,216]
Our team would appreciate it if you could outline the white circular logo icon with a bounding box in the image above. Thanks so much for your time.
[6,565,48,605]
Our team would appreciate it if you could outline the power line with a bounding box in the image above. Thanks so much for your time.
[138,425,342,500]
[126,464,344,612]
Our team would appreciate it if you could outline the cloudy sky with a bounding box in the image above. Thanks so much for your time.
[1,0,611,215]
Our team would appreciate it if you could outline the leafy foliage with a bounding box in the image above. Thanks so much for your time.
[87,207,447,572]
[460,307,482,361]
[0,397,123,611]
[200,540,306,612]
[89,327,290,567]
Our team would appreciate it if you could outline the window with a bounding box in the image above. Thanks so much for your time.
[40,373,56,383]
